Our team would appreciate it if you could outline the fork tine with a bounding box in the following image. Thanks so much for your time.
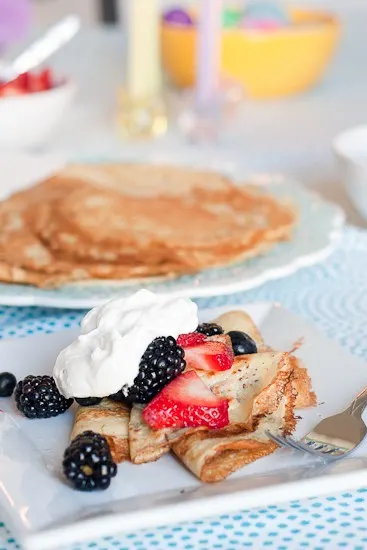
[281,435,310,454]
[267,431,333,459]
[266,432,303,453]
[290,437,337,461]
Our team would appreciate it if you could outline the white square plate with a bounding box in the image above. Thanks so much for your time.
[1,303,367,550]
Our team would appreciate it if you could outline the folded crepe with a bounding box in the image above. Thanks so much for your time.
[128,310,315,479]
[172,381,296,483]
[129,405,171,464]
[70,398,130,463]
[129,350,294,466]
[215,311,315,409]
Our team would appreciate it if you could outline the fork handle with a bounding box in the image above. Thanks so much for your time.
[347,385,367,417]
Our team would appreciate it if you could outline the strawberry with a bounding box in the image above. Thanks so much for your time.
[177,333,206,347]
[0,75,27,97]
[27,69,53,93]
[177,332,234,372]
[142,371,229,430]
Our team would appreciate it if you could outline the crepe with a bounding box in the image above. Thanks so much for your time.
[127,309,315,481]
[129,405,171,464]
[0,163,296,288]
[215,311,315,409]
[172,384,296,483]
[129,349,296,469]
[70,399,130,463]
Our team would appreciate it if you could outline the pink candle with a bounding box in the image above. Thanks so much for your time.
[195,0,222,108]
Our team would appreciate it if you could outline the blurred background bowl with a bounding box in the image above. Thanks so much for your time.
[161,8,340,99]
[333,126,367,222]
[0,79,76,150]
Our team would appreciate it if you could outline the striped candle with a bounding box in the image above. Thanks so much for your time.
[195,0,223,108]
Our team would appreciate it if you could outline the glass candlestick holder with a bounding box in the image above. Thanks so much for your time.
[117,88,168,140]
[175,79,244,144]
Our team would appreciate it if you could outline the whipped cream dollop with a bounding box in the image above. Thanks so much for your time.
[53,289,198,398]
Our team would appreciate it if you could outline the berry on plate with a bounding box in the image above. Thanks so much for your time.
[0,372,17,397]
[196,322,224,337]
[124,336,186,404]
[228,330,257,356]
[142,370,229,430]
[14,375,73,419]
[75,397,102,407]
[177,332,234,372]
[63,431,117,491]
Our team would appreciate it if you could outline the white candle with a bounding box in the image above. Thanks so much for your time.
[125,0,161,99]
[196,0,223,107]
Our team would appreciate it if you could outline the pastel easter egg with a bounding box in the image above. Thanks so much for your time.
[243,1,289,25]
[241,18,285,31]
[222,9,243,28]
[163,8,194,26]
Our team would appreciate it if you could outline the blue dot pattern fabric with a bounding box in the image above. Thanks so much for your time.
[1,226,367,550]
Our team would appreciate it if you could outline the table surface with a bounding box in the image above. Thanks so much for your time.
[37,3,367,227]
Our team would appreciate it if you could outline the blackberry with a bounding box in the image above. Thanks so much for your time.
[196,322,224,337]
[0,372,17,397]
[63,431,117,491]
[14,375,73,419]
[75,397,102,407]
[108,390,124,402]
[124,336,186,404]
[228,330,257,356]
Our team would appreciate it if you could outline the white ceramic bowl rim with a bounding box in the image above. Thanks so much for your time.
[333,125,367,164]
[0,78,76,103]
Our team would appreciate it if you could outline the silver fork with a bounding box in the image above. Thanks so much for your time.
[267,385,367,461]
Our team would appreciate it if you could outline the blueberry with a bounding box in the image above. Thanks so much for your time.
[0,372,17,397]
[228,331,257,356]
[75,397,102,407]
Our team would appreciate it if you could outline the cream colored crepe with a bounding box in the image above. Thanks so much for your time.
[172,385,296,483]
[129,405,171,464]
[215,311,316,409]
[70,399,130,463]
[128,348,294,467]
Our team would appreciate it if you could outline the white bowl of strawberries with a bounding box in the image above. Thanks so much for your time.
[0,68,76,150]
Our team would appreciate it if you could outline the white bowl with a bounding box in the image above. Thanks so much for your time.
[0,80,76,150]
[333,125,367,221]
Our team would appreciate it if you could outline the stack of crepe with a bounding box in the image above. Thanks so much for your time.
[70,310,316,483]
[0,164,296,288]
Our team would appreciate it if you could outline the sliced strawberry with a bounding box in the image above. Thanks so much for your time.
[0,75,27,97]
[142,371,229,430]
[27,68,53,93]
[178,332,234,372]
[177,332,206,347]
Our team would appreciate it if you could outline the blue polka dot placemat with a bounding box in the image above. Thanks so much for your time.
[1,225,367,550]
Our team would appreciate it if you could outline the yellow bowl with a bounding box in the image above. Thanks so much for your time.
[161,8,340,99]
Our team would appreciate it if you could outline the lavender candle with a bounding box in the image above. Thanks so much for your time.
[195,0,222,108]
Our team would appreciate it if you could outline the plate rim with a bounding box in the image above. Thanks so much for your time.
[24,458,367,550]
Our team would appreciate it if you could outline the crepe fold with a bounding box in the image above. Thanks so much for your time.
[70,399,130,463]
[215,311,316,409]
[172,384,296,482]
[127,350,295,470]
